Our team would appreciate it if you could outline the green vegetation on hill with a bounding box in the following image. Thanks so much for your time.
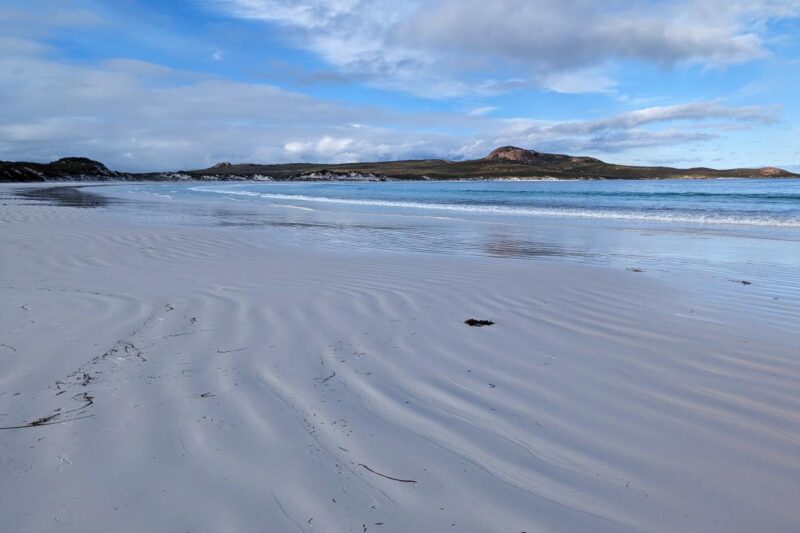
[1,147,795,182]
[186,147,796,180]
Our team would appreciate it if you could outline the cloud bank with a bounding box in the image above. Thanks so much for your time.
[0,1,795,170]
[209,0,798,96]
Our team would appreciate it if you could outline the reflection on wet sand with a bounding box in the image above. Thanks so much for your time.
[484,233,582,258]
[208,208,406,231]
[14,185,118,208]
[9,185,589,262]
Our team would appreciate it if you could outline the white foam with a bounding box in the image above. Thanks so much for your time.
[266,202,315,211]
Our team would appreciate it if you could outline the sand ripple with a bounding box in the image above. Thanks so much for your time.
[1,201,799,532]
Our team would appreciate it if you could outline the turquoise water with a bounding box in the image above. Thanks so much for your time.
[182,179,800,227]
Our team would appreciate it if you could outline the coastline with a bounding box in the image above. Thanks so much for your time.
[1,186,799,531]
[3,146,796,183]
[3,174,799,184]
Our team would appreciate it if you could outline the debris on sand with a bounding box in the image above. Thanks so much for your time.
[0,413,94,431]
[358,463,417,483]
[314,371,336,384]
[731,279,752,285]
[216,348,247,354]
[29,414,59,426]
[464,319,494,327]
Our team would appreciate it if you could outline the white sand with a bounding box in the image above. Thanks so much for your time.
[1,193,799,532]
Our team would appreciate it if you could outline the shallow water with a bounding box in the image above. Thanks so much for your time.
[90,179,800,277]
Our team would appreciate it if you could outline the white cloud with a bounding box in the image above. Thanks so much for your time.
[547,103,778,135]
[493,102,777,154]
[398,0,764,67]
[207,0,799,96]
[282,136,427,163]
[467,106,498,117]
[539,68,618,95]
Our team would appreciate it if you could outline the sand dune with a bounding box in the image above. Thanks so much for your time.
[1,196,799,532]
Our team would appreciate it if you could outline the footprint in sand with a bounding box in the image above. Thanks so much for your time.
[54,504,76,526]
[56,454,72,472]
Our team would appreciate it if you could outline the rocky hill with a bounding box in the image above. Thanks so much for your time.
[0,157,127,182]
[484,146,601,165]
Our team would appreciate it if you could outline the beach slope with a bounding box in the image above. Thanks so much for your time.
[1,191,798,532]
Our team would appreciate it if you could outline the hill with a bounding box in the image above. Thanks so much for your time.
[184,146,797,180]
[0,157,125,182]
[1,147,796,182]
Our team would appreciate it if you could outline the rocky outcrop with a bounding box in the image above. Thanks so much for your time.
[484,146,543,164]
[484,146,602,166]
[296,170,386,181]
[758,167,786,177]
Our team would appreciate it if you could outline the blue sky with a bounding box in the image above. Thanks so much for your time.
[0,0,798,171]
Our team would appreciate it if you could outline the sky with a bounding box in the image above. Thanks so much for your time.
[0,0,799,172]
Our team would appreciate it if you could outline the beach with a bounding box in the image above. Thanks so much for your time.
[1,183,799,532]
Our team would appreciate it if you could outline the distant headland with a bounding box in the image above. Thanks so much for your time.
[1,147,795,182]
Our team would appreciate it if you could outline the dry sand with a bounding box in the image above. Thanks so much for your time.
[1,189,799,532]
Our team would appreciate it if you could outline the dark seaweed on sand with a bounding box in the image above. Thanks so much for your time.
[464,319,494,327]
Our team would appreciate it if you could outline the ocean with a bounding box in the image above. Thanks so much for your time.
[184,178,800,227]
[93,179,800,284]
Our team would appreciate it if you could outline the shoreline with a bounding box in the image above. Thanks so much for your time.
[4,174,800,185]
[1,188,799,531]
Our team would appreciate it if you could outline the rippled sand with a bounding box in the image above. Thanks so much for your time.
[1,189,799,532]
